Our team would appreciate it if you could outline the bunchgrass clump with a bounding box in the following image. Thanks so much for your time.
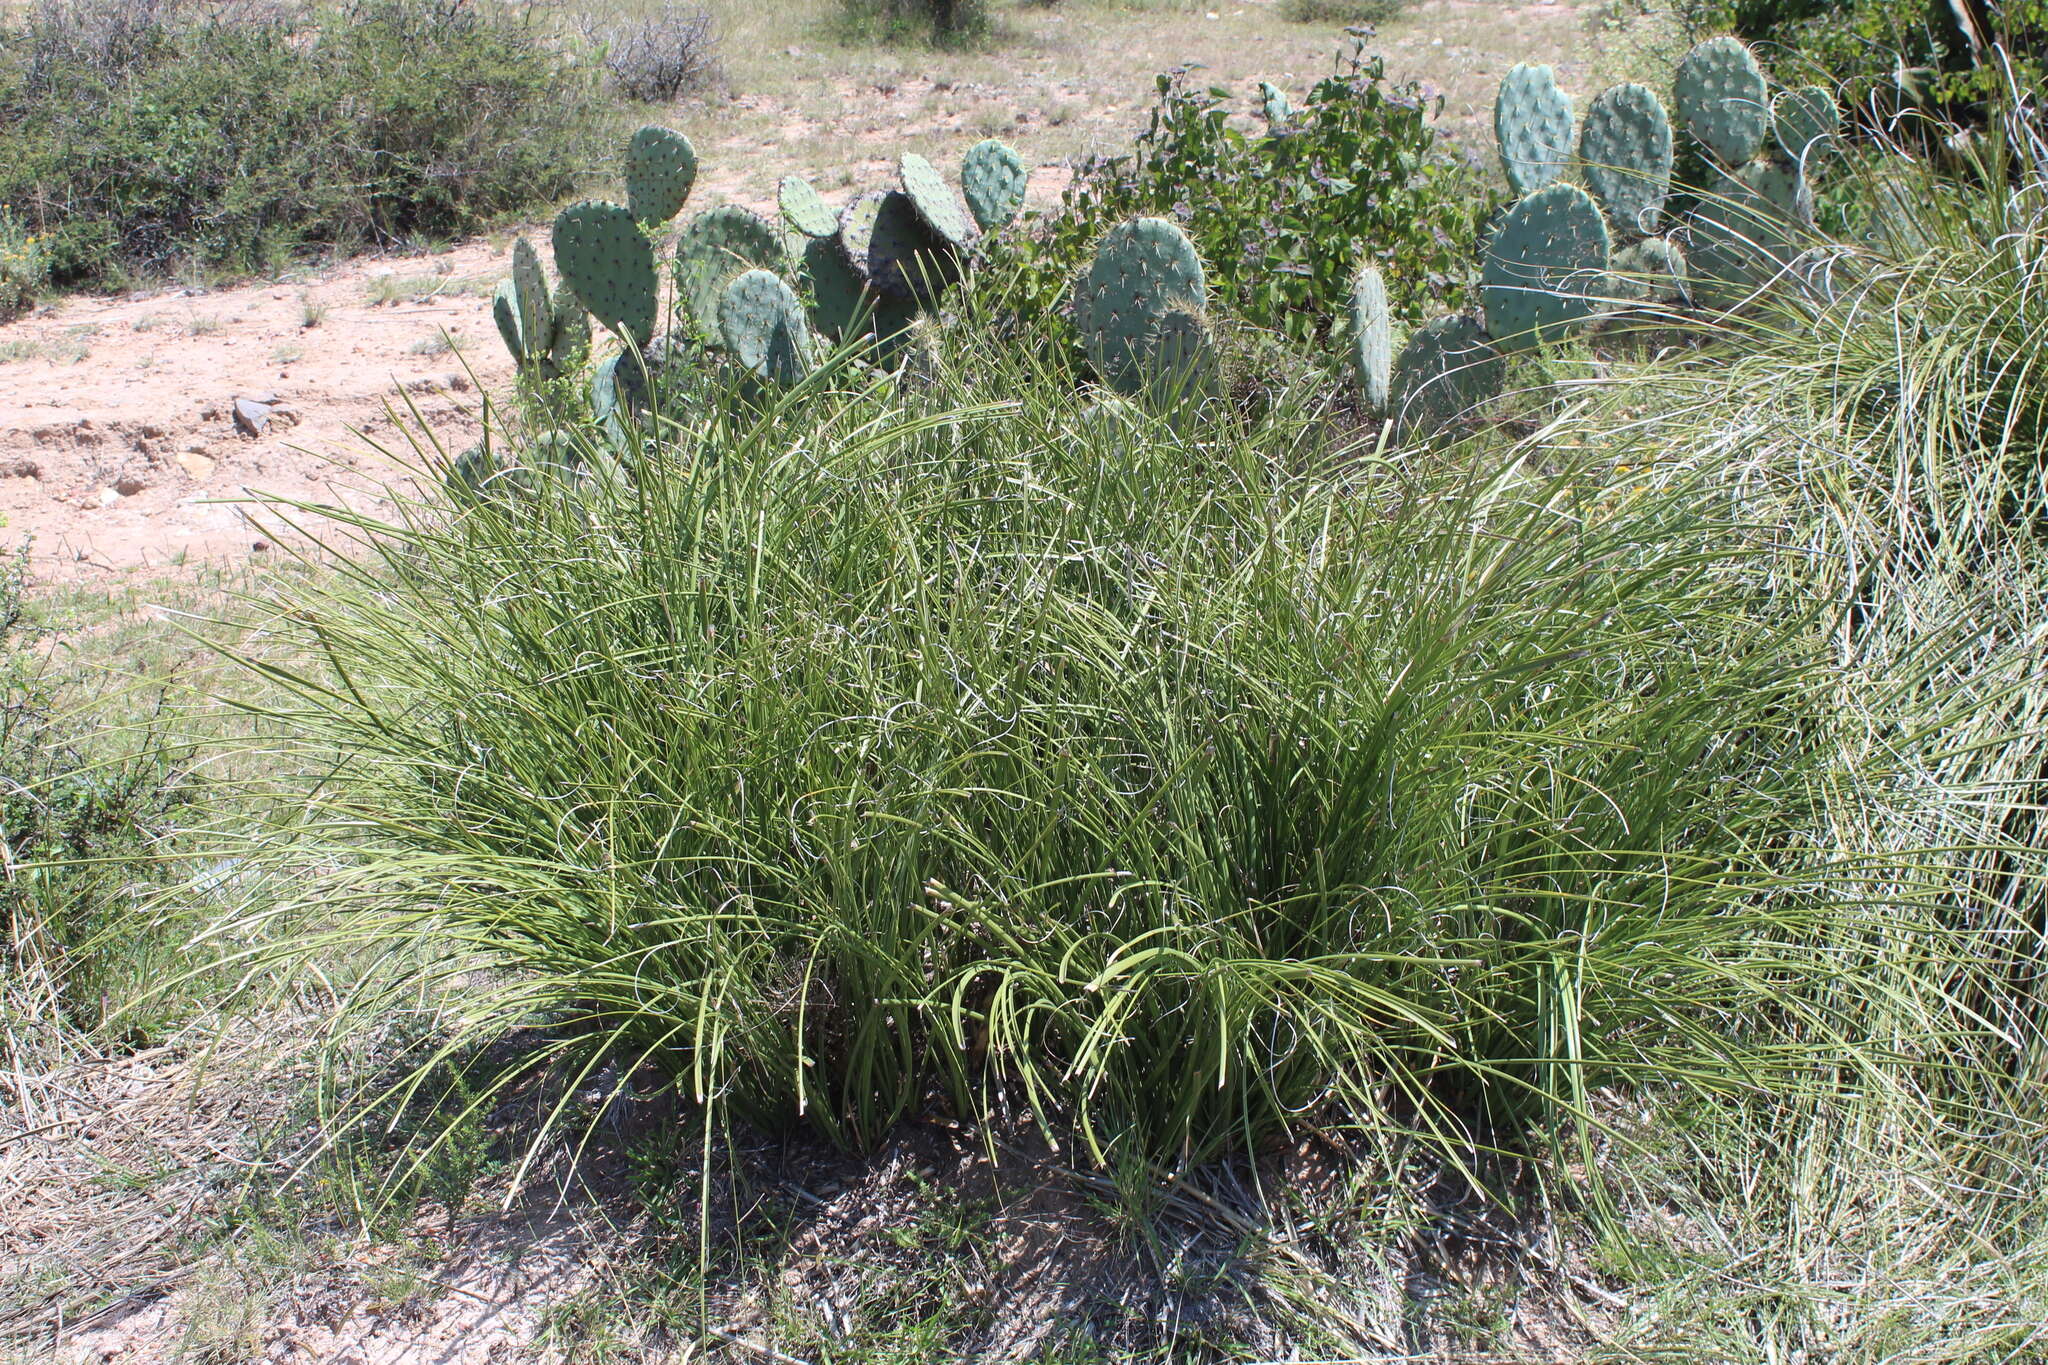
[210,329,1970,1205]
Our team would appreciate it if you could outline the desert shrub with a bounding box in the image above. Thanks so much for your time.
[1678,0,2046,121]
[576,2,720,104]
[1279,0,1410,24]
[0,0,608,290]
[992,41,1479,348]
[835,0,987,44]
[0,207,48,320]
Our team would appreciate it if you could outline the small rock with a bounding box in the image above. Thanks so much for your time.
[251,539,270,552]
[176,451,215,481]
[114,475,146,496]
[2,458,39,479]
[240,390,280,407]
[233,398,273,437]
[97,486,120,508]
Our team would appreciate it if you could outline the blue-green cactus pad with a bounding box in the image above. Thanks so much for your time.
[1349,264,1392,413]
[779,175,839,239]
[1578,83,1673,236]
[624,126,698,226]
[674,205,788,333]
[1480,183,1612,351]
[960,139,1028,234]
[1495,63,1575,194]
[1675,37,1769,165]
[551,200,658,347]
[719,268,814,385]
[1390,313,1505,441]
[900,152,977,250]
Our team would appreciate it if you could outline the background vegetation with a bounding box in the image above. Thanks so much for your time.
[0,0,611,290]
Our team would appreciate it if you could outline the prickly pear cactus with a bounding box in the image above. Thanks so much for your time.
[546,283,590,373]
[510,237,552,358]
[1348,264,1392,414]
[1144,307,1219,410]
[552,200,658,347]
[899,153,977,250]
[1730,158,1815,227]
[1606,237,1689,306]
[800,236,869,341]
[779,175,838,239]
[1259,81,1293,126]
[1578,83,1673,236]
[1480,183,1611,351]
[1685,158,1814,308]
[840,189,956,303]
[1772,86,1839,167]
[719,269,815,385]
[1494,63,1575,194]
[1077,217,1207,395]
[961,139,1027,234]
[1390,313,1504,441]
[1675,37,1769,166]
[675,205,787,333]
[625,126,698,226]
[492,279,523,361]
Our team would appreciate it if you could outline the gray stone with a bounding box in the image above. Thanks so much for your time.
[233,398,272,437]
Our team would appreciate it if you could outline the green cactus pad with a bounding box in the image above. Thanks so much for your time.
[1578,83,1673,236]
[1390,313,1504,441]
[675,205,787,332]
[779,175,838,239]
[510,236,552,359]
[546,283,590,372]
[1348,264,1392,414]
[899,153,977,250]
[1259,81,1293,125]
[1606,236,1689,306]
[719,269,814,385]
[1078,216,1207,393]
[552,200,658,347]
[1480,183,1611,351]
[960,139,1027,234]
[1772,86,1840,166]
[800,236,871,341]
[492,279,524,361]
[1731,158,1815,226]
[1143,307,1219,408]
[840,189,956,303]
[1675,37,1769,166]
[1494,63,1575,194]
[624,125,698,226]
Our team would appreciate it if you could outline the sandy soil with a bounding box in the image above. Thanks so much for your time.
[0,240,516,586]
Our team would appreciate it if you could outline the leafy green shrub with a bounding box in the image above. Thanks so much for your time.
[0,206,47,320]
[0,0,609,290]
[992,42,1479,348]
[1279,0,1409,23]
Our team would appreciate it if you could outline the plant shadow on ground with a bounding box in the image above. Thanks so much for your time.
[279,1032,1619,1364]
